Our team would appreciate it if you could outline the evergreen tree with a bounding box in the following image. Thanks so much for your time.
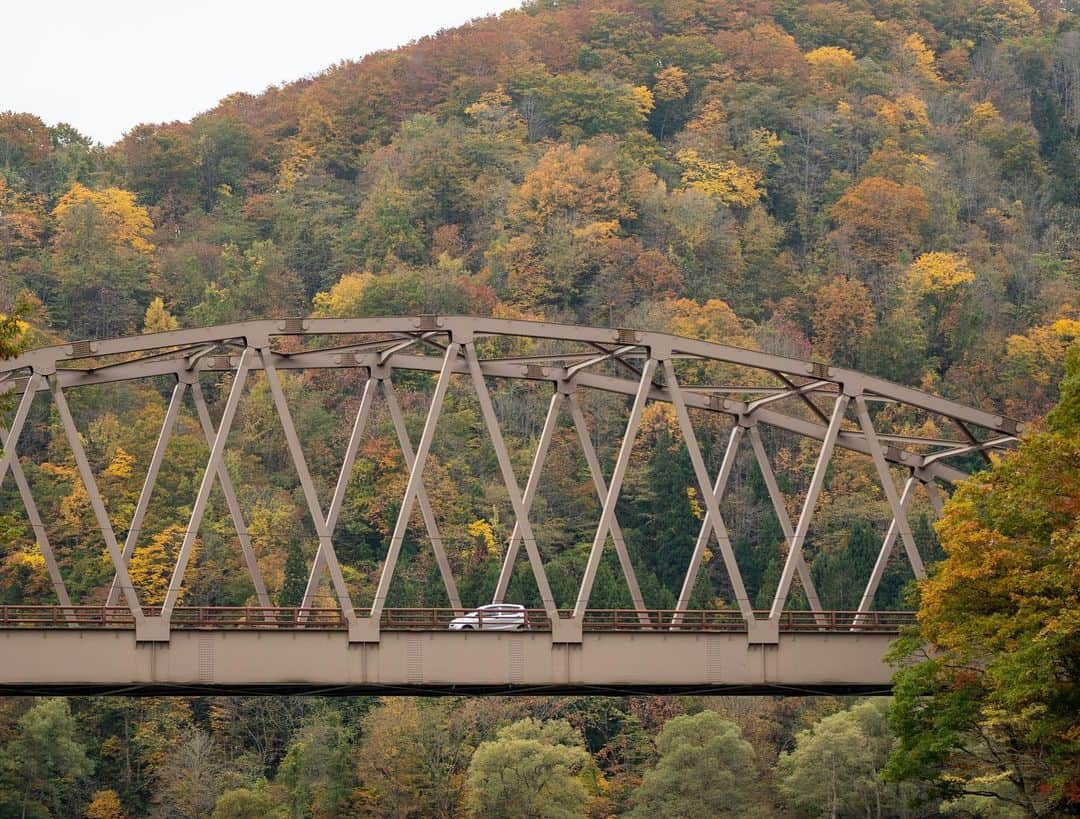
[278,538,307,608]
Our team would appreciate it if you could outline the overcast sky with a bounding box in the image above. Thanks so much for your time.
[1,0,523,146]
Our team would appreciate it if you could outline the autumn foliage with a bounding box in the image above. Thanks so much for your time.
[0,0,1078,813]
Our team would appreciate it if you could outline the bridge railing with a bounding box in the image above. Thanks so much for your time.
[583,609,748,630]
[0,606,916,632]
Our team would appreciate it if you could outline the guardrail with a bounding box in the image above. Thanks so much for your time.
[0,606,916,632]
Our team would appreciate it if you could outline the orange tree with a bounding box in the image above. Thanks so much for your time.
[886,341,1080,817]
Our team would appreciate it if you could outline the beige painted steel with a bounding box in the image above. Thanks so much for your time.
[0,315,1019,648]
[0,629,898,693]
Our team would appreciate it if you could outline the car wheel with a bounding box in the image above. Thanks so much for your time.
[461,625,474,630]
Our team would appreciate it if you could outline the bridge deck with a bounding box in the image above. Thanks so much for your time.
[0,608,910,696]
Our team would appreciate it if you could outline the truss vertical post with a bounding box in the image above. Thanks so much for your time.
[493,391,563,605]
[107,380,187,607]
[853,395,924,579]
[160,349,253,631]
[190,381,271,608]
[301,376,377,610]
[261,350,356,627]
[464,343,562,631]
[49,376,144,624]
[573,358,657,625]
[365,343,461,638]
[0,423,72,615]
[566,391,648,621]
[854,474,918,623]
[664,361,753,621]
[769,393,850,620]
[746,423,824,617]
[381,376,461,611]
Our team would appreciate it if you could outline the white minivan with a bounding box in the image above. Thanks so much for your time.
[448,603,528,631]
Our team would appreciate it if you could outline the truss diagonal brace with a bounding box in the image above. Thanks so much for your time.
[674,424,744,624]
[261,350,356,625]
[924,479,945,515]
[492,391,563,605]
[301,376,378,610]
[0,375,40,492]
[853,395,924,579]
[573,359,657,625]
[363,343,462,638]
[107,380,187,607]
[566,391,648,621]
[49,376,144,622]
[769,393,850,619]
[465,343,561,628]
[746,423,824,617]
[160,349,253,627]
[854,474,919,622]
[191,381,271,608]
[381,377,461,611]
[664,361,752,621]
[0,423,72,615]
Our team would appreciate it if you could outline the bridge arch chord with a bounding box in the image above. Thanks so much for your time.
[0,316,1021,644]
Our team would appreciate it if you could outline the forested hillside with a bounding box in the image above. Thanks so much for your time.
[1,0,1078,815]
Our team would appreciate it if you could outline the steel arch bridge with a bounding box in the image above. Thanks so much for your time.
[0,316,1019,695]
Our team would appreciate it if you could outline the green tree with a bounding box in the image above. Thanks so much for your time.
[278,538,307,608]
[190,240,303,324]
[464,718,591,819]
[779,700,912,818]
[191,117,253,209]
[628,710,762,819]
[0,698,92,819]
[886,341,1080,816]
[277,710,354,819]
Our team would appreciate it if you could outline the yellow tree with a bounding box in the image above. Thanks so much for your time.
[50,183,156,337]
[906,251,975,295]
[1004,313,1080,416]
[85,789,126,819]
[311,272,375,317]
[904,252,976,361]
[677,149,764,208]
[805,46,858,87]
[899,33,942,85]
[143,297,179,333]
[128,525,197,605]
[510,142,629,232]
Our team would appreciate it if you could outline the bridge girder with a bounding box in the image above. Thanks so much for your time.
[0,629,899,697]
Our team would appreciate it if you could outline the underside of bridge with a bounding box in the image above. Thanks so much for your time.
[0,316,1017,691]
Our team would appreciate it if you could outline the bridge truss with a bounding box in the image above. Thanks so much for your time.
[1,316,1018,642]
